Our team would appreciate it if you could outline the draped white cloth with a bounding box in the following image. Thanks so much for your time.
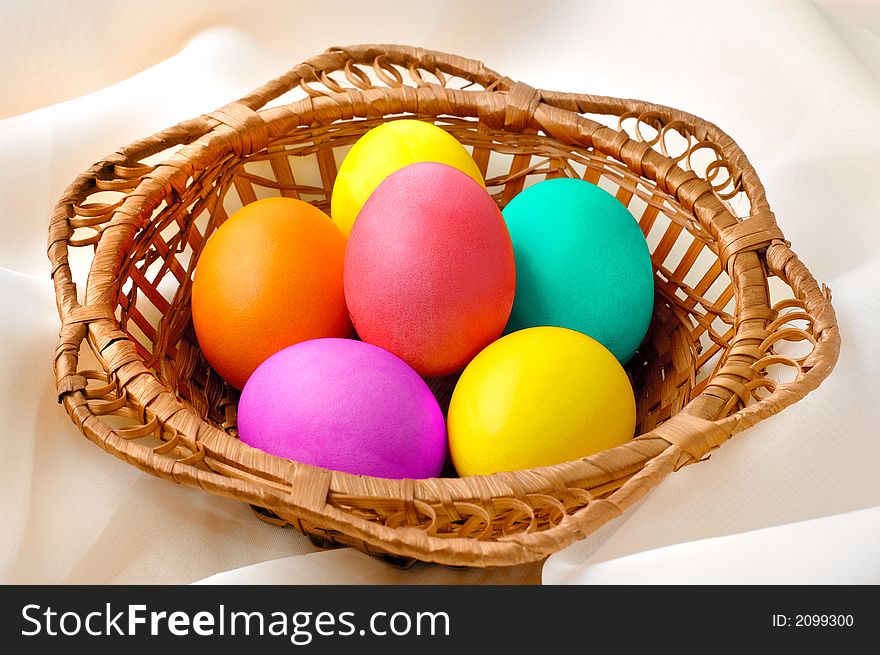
[1,0,877,584]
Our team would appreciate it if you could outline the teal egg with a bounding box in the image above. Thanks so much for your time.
[502,178,654,363]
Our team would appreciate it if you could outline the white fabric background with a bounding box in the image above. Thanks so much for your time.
[1,0,877,584]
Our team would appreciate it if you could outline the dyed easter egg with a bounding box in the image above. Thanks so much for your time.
[191,197,351,389]
[502,178,654,363]
[447,326,636,477]
[331,119,485,236]
[344,162,516,378]
[237,338,446,479]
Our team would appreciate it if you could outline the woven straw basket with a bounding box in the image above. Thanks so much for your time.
[49,45,840,568]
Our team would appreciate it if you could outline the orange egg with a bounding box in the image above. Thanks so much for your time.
[191,197,351,389]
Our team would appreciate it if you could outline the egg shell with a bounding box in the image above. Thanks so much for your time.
[344,162,516,378]
[502,178,654,363]
[331,119,485,237]
[447,326,636,477]
[192,197,351,389]
[238,338,447,479]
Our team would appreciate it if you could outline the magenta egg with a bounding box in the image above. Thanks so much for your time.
[237,338,447,479]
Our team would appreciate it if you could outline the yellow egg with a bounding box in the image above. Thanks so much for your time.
[447,326,636,477]
[331,119,485,236]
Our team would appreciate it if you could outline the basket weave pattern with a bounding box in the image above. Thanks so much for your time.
[48,45,840,567]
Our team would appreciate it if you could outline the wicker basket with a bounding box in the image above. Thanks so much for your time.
[48,44,840,568]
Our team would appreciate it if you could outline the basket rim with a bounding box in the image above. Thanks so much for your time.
[48,44,841,566]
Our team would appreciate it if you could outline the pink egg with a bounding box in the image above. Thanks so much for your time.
[344,161,516,378]
[237,338,446,479]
